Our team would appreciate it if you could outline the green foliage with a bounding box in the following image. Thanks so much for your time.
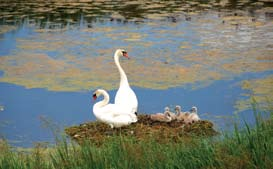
[1,110,272,169]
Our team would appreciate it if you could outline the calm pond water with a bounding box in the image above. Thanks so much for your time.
[0,0,273,147]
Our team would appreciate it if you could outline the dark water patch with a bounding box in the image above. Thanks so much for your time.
[0,0,272,29]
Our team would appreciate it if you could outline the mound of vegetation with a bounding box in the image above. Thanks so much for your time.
[65,114,218,145]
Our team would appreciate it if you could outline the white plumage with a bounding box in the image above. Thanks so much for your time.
[92,89,137,128]
[114,49,138,114]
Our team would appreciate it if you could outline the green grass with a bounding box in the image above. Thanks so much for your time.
[1,110,272,169]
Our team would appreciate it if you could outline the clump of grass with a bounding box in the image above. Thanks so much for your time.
[214,106,273,169]
[1,110,272,169]
[0,139,52,169]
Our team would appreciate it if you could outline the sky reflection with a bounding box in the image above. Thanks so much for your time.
[0,0,272,147]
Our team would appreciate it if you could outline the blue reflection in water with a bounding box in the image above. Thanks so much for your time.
[0,31,17,56]
[0,75,254,147]
[0,70,3,77]
[0,83,91,147]
[0,4,272,147]
[0,21,39,56]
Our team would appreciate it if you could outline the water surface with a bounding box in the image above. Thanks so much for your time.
[0,0,272,147]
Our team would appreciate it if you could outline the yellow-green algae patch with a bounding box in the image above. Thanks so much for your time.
[0,52,120,91]
[0,49,225,91]
[0,46,272,91]
[0,25,17,35]
[235,75,273,112]
[65,114,218,145]
[0,10,272,91]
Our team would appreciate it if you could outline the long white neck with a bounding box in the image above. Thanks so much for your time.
[175,109,180,114]
[114,52,129,87]
[94,90,110,109]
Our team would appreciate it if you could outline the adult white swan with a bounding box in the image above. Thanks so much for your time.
[92,89,137,128]
[114,49,138,114]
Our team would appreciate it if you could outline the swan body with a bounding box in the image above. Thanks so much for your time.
[150,112,172,122]
[177,112,190,122]
[150,107,175,122]
[92,89,137,128]
[164,106,176,120]
[175,105,189,121]
[175,105,199,123]
[114,49,138,114]
[188,106,200,122]
[175,105,182,115]
[180,106,200,124]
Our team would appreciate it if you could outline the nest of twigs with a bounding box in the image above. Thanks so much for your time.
[65,114,218,145]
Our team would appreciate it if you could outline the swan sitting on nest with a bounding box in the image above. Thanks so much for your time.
[175,105,200,124]
[188,106,200,123]
[164,106,176,120]
[92,89,137,128]
[150,107,173,122]
[175,105,189,122]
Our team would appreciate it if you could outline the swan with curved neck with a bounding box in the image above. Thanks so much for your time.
[163,106,176,120]
[175,105,190,122]
[114,49,138,114]
[92,89,137,128]
[188,106,200,122]
[177,106,200,124]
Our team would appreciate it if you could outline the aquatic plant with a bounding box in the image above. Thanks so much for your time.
[1,109,272,169]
